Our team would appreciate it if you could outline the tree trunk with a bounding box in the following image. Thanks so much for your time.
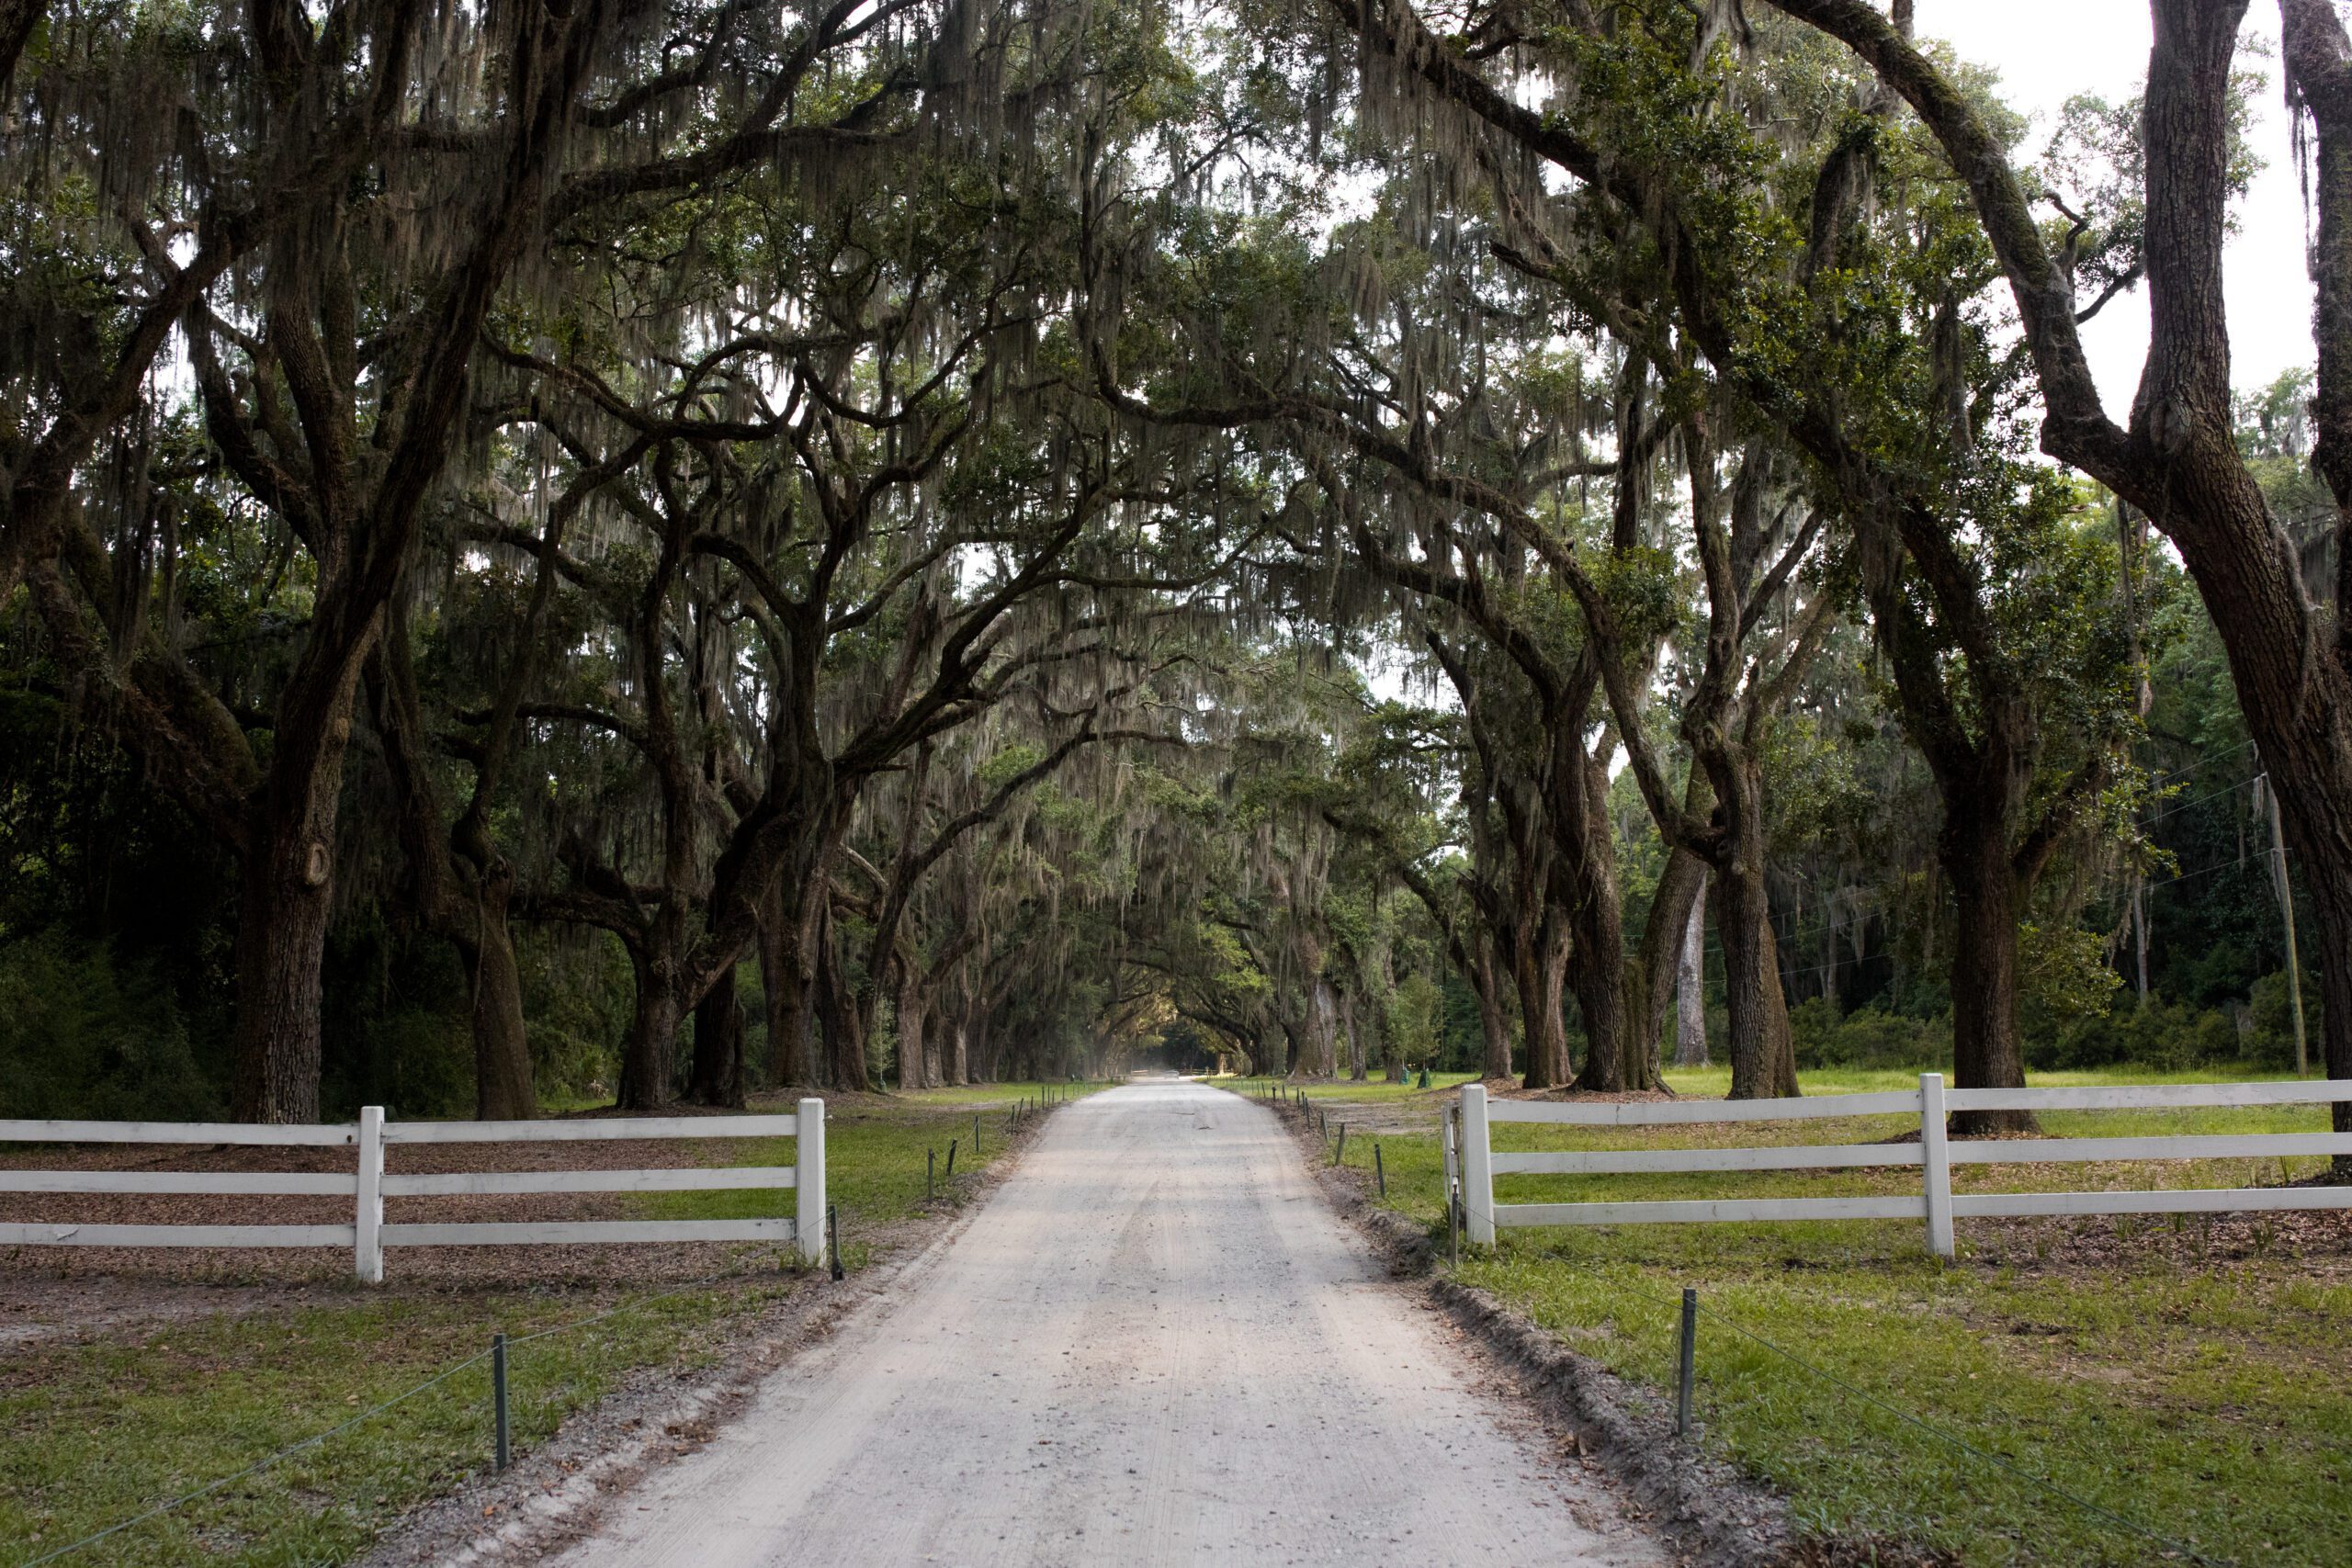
[760,886,815,1089]
[1675,876,1710,1067]
[229,787,341,1122]
[687,963,746,1107]
[969,1011,993,1083]
[1713,756,1797,1099]
[1713,855,1796,1099]
[2305,869,2352,1174]
[451,873,538,1120]
[1293,976,1340,1077]
[618,954,681,1110]
[895,956,930,1090]
[817,913,870,1092]
[1631,847,1708,1080]
[1556,739,1640,1090]
[1343,988,1367,1080]
[1473,939,1514,1080]
[1944,806,2036,1135]
[1516,921,1574,1089]
[947,1021,969,1086]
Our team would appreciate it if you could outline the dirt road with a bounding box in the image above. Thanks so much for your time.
[545,1081,1665,1566]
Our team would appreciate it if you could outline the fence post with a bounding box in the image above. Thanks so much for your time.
[1919,1072,1954,1260]
[492,1332,511,1470]
[355,1105,385,1284]
[1333,1122,1347,1167]
[1460,1083,1496,1246]
[1440,1100,1458,1247]
[1374,1142,1385,1198]
[797,1097,828,1267]
[1676,1290,1697,1437]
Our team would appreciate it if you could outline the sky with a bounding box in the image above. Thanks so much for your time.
[1914,0,2312,411]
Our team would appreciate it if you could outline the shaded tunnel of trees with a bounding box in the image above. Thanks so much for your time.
[0,0,2346,1169]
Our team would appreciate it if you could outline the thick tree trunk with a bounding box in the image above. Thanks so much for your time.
[1713,857,1796,1099]
[760,886,815,1089]
[618,955,681,1110]
[1516,921,1574,1089]
[450,875,538,1120]
[2306,871,2352,1174]
[895,957,930,1090]
[1342,988,1367,1080]
[1555,739,1641,1090]
[1675,878,1710,1067]
[1944,807,2036,1135]
[947,1021,969,1086]
[229,825,334,1122]
[1473,940,1514,1081]
[1714,757,1798,1099]
[817,914,870,1092]
[1565,895,1631,1092]
[687,963,746,1107]
[1630,848,1707,1080]
[1292,976,1341,1077]
[230,716,366,1122]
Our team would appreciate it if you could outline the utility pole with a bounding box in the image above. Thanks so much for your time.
[2259,771,2310,1075]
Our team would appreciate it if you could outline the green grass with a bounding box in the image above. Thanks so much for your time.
[1254,1065,2352,1567]
[1,1281,796,1567]
[638,1081,1114,1235]
[3,1090,1078,1567]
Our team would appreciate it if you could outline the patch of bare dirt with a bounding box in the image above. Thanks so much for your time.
[1962,1204,2352,1279]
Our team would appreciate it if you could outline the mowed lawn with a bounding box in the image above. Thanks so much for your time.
[0,1084,1091,1567]
[1224,1066,2352,1568]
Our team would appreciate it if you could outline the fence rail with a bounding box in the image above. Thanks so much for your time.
[0,1100,827,1280]
[1457,1077,2352,1258]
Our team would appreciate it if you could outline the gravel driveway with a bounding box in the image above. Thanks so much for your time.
[543,1080,1665,1567]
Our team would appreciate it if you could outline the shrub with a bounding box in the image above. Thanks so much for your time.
[1789,998,1951,1069]
[0,930,222,1119]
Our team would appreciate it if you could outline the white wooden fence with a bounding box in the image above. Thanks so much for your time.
[1454,1077,2352,1258]
[0,1100,827,1280]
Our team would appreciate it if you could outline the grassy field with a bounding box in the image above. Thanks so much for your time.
[1224,1066,2352,1567]
[0,1084,1097,1567]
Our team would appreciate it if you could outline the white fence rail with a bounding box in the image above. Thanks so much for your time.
[1455,1077,2352,1258]
[0,1099,827,1280]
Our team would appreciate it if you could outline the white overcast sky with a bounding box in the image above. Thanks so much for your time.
[1915,0,2312,409]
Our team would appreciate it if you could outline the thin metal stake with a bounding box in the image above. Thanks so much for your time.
[492,1332,510,1472]
[1676,1289,1698,1438]
[828,1201,843,1280]
[1449,1179,1461,1269]
[927,1148,935,1201]
[1374,1143,1386,1198]
[1333,1122,1347,1166]
[945,1138,958,1179]
[975,1113,982,1157]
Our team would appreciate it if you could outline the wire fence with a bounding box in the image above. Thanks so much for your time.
[1264,1088,2234,1568]
[1446,1162,2231,1564]
[16,1087,1097,1568]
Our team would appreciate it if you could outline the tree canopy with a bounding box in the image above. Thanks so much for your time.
[1,0,2343,1152]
